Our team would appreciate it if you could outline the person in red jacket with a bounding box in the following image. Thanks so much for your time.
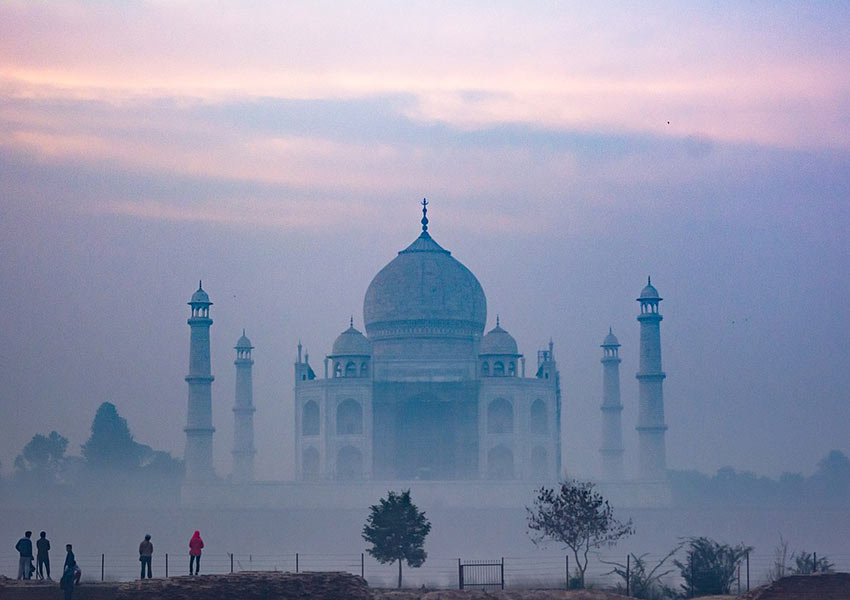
[189,531,204,575]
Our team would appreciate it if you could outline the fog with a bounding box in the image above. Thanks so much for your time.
[2,1,850,587]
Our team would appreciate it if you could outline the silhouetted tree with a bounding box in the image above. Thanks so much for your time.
[527,479,634,588]
[791,550,834,574]
[362,489,431,588]
[14,431,69,483]
[674,537,751,596]
[81,402,142,469]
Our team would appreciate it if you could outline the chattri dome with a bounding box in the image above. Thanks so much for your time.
[480,319,519,355]
[190,281,211,304]
[363,211,486,340]
[236,329,253,349]
[602,327,619,347]
[639,276,661,301]
[332,321,372,356]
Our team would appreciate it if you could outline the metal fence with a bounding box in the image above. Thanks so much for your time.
[3,550,849,590]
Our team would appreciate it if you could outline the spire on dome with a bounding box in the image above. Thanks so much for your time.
[350,315,354,328]
[496,314,500,328]
[420,198,429,235]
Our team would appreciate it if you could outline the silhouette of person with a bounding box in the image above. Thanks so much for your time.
[15,531,33,580]
[36,531,51,580]
[139,534,153,579]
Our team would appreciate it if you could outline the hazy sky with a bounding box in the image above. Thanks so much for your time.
[1,1,848,481]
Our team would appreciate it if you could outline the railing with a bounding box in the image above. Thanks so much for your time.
[4,551,850,590]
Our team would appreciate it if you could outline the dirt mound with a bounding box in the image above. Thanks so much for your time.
[116,571,371,600]
[373,590,632,600]
[737,572,850,600]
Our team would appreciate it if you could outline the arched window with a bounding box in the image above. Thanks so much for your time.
[482,362,490,376]
[336,398,363,435]
[360,362,369,377]
[345,361,357,377]
[302,401,319,436]
[302,447,319,479]
[508,361,516,376]
[337,446,363,479]
[530,399,547,434]
[531,446,548,480]
[334,362,342,378]
[487,398,513,434]
[487,445,514,479]
[493,361,505,376]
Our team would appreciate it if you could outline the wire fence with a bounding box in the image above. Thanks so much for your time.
[3,550,849,590]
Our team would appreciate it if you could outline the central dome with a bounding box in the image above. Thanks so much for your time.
[363,229,487,340]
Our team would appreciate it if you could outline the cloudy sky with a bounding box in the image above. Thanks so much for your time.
[1,1,848,481]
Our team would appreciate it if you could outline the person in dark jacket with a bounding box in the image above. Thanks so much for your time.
[138,534,153,579]
[36,531,51,580]
[15,531,33,579]
[189,531,204,575]
[60,546,76,600]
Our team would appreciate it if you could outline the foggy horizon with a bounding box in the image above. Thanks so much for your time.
[2,2,849,486]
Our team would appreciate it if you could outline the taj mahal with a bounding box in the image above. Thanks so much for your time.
[181,202,671,508]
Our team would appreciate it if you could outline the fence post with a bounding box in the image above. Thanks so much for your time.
[296,553,299,573]
[813,552,817,573]
[165,553,169,578]
[101,553,104,582]
[746,551,750,591]
[626,554,630,597]
[565,555,569,589]
[230,553,234,573]
[500,557,505,590]
[361,553,364,579]
[458,558,462,590]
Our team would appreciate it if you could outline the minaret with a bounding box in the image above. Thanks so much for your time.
[232,330,256,483]
[185,281,216,481]
[635,277,668,480]
[600,328,624,480]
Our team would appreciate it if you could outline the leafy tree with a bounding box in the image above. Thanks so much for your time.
[81,402,143,469]
[362,489,431,588]
[14,431,69,482]
[527,479,634,588]
[602,545,681,600]
[791,550,834,574]
[674,537,751,597]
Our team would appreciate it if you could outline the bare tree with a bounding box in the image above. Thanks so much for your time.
[527,479,634,588]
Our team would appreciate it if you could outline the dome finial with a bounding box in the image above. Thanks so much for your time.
[199,279,203,289]
[421,198,429,233]
[350,315,354,328]
[496,314,500,327]
[648,275,651,285]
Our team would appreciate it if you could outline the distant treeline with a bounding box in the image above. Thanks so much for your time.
[0,402,183,506]
[670,450,850,507]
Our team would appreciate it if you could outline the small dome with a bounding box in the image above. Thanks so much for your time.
[638,276,661,301]
[602,328,619,346]
[190,281,211,304]
[236,329,253,349]
[480,319,519,356]
[332,322,372,356]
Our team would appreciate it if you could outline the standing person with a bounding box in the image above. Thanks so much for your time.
[36,531,51,580]
[188,531,203,575]
[15,531,33,579]
[60,545,76,600]
[138,534,153,579]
